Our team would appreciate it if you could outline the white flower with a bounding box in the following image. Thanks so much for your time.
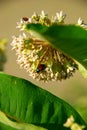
[77,17,87,29]
[53,11,66,23]
[64,115,74,127]
[40,10,47,18]
[77,18,84,26]
[71,123,85,130]
[16,17,31,31]
[64,115,85,130]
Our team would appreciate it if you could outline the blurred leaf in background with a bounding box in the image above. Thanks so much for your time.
[0,39,7,71]
[74,96,87,123]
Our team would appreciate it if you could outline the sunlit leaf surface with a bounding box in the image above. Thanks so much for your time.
[0,73,86,130]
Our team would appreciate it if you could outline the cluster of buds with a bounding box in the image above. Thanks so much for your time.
[17,11,66,30]
[11,11,79,81]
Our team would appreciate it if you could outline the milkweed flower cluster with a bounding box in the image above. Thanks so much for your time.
[11,11,79,81]
[63,115,85,130]
[77,17,87,28]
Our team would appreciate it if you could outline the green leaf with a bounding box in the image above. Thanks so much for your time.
[0,72,86,130]
[25,24,87,78]
[0,111,47,130]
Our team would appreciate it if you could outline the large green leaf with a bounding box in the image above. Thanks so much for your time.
[25,24,87,78]
[0,72,86,130]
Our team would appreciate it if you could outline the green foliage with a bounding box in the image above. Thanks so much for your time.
[25,23,87,78]
[0,73,86,130]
